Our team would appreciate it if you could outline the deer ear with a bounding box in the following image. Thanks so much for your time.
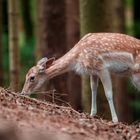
[37,57,55,73]
[37,57,48,69]
[46,57,55,68]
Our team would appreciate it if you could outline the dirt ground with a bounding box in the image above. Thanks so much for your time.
[0,87,140,140]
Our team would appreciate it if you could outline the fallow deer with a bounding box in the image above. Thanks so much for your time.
[21,33,140,122]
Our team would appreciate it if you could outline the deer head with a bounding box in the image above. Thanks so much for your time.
[21,57,55,95]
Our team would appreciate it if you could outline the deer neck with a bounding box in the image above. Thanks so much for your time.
[45,48,78,79]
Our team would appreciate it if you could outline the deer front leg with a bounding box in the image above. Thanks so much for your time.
[90,75,99,116]
[99,69,118,122]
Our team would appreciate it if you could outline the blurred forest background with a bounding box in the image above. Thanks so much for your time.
[0,0,140,123]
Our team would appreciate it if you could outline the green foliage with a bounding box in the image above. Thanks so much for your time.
[134,21,140,37]
[20,33,35,88]
[130,100,140,120]
[20,33,35,67]
[2,0,36,90]
[2,32,35,89]
[126,0,133,7]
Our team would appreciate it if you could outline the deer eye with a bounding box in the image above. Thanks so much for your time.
[30,76,35,82]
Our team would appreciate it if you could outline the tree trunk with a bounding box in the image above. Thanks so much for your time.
[8,0,20,92]
[134,0,140,38]
[36,0,68,102]
[66,0,82,110]
[80,0,130,122]
[20,0,33,40]
[80,0,95,113]
[111,0,131,123]
[0,0,3,86]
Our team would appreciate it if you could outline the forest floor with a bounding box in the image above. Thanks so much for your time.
[0,87,140,140]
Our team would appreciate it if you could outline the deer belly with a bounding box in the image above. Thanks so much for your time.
[100,52,134,74]
[105,60,131,73]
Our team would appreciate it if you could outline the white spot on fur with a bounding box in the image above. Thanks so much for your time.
[84,49,88,53]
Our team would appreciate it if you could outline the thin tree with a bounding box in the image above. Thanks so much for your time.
[0,0,3,86]
[8,0,20,92]
[111,0,131,122]
[66,0,82,110]
[80,0,97,113]
[80,0,130,122]
[20,0,33,40]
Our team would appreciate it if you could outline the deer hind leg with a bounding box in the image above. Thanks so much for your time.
[98,69,118,122]
[90,75,99,116]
